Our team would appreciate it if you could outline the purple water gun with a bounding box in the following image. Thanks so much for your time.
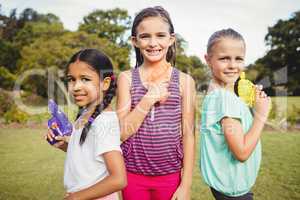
[47,99,73,145]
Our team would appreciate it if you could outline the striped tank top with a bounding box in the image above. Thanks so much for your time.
[121,67,183,176]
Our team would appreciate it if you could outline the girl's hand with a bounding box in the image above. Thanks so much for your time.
[45,128,55,143]
[171,184,190,200]
[54,135,70,150]
[145,79,170,105]
[45,129,69,151]
[254,87,271,122]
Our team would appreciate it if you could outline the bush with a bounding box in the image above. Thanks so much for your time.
[0,88,13,115]
[0,66,16,89]
[3,105,29,124]
[268,100,277,120]
[0,89,50,124]
[28,112,50,123]
[287,105,300,126]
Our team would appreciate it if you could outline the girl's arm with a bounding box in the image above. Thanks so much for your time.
[117,70,169,141]
[65,151,127,200]
[172,73,196,200]
[221,89,271,162]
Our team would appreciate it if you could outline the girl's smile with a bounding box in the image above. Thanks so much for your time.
[145,48,162,56]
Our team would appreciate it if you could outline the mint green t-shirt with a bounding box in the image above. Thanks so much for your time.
[200,89,261,197]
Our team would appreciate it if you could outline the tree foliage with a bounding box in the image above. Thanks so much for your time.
[18,31,130,72]
[247,10,300,95]
[79,8,131,47]
[0,5,63,89]
[11,5,300,96]
[0,6,131,93]
[175,34,209,90]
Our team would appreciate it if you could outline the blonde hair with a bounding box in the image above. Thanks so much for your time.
[207,28,245,55]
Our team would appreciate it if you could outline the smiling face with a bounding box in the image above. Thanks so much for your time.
[66,61,102,108]
[132,16,175,65]
[205,37,246,89]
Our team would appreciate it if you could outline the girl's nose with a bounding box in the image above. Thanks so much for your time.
[73,80,82,91]
[148,37,158,47]
[228,60,237,69]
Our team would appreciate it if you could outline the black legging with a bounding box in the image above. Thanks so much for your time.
[210,187,254,200]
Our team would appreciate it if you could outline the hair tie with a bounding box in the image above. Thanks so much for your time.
[111,74,116,81]
[88,116,95,123]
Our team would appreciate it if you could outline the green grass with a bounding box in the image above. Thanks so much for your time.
[0,128,65,200]
[0,129,299,200]
[252,132,300,200]
[272,96,300,112]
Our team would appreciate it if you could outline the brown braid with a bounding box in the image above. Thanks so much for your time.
[66,48,116,145]
[79,76,116,145]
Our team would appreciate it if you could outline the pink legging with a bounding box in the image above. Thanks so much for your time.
[122,171,181,200]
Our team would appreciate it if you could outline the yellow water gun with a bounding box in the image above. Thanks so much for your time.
[234,72,255,107]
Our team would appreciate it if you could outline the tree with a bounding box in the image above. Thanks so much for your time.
[0,7,18,41]
[14,21,65,47]
[79,8,131,47]
[0,6,63,89]
[247,10,300,95]
[0,6,61,42]
[175,34,209,91]
[0,39,20,72]
[16,31,131,97]
[19,8,60,24]
[18,31,130,72]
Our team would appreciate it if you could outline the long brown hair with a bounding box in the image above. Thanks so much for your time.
[131,6,176,68]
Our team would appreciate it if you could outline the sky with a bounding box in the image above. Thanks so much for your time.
[1,0,300,65]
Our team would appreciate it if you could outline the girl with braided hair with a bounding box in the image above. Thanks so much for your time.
[46,49,126,200]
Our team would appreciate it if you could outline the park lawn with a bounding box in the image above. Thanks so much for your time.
[0,128,299,200]
[0,128,65,200]
[273,96,300,112]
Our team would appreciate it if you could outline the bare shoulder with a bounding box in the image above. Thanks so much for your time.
[178,70,195,94]
[179,71,195,84]
[118,69,132,87]
[119,70,132,79]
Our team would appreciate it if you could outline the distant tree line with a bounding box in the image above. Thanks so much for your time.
[0,4,299,96]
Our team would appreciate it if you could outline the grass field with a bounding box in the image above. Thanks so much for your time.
[0,128,299,200]
[272,96,300,112]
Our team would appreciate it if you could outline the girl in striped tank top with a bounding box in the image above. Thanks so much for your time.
[117,6,196,200]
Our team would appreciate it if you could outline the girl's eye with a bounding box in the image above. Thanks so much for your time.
[139,34,150,39]
[66,77,74,82]
[157,34,166,38]
[220,57,230,61]
[236,57,244,61]
[81,78,90,82]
